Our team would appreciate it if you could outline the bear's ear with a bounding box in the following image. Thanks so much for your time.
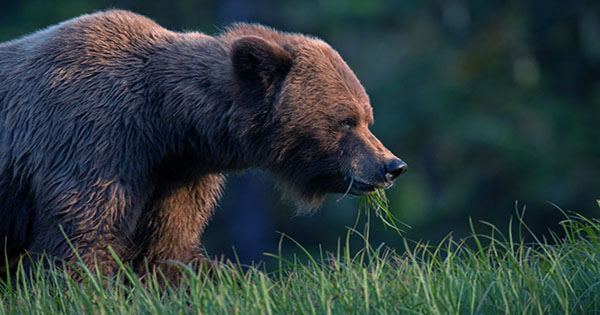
[231,36,292,89]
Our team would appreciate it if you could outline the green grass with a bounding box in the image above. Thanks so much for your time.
[1,202,600,314]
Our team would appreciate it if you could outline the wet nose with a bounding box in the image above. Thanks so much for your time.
[384,158,408,181]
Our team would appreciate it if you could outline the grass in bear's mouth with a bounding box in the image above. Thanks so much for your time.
[2,206,600,314]
[362,188,410,234]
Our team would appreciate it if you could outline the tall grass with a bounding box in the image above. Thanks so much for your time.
[1,200,599,314]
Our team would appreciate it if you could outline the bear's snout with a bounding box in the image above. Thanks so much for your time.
[342,128,408,195]
[384,158,408,182]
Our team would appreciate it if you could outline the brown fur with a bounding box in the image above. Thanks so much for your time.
[0,10,405,278]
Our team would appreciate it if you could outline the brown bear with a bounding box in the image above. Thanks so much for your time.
[0,10,407,276]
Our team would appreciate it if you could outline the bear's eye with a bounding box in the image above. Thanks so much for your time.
[340,118,357,130]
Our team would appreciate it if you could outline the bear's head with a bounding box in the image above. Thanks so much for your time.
[229,27,406,210]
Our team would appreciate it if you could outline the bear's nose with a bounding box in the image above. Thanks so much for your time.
[384,158,408,181]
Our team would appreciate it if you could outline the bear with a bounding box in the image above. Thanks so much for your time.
[0,10,407,277]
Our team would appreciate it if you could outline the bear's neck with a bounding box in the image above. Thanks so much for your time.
[147,34,262,172]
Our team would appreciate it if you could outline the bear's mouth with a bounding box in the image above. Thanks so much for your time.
[340,176,394,196]
[342,177,377,195]
[350,179,376,195]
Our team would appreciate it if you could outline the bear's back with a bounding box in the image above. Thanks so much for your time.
[0,10,170,84]
[0,10,177,171]
[0,10,176,120]
[0,10,168,50]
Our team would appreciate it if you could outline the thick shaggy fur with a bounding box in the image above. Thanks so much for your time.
[0,10,401,276]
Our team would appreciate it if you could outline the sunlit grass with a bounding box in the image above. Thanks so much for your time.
[1,204,600,314]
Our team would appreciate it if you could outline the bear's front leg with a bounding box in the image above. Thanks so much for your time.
[138,174,225,280]
[25,180,140,277]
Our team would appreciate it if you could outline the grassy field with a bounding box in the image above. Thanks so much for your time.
[1,202,600,314]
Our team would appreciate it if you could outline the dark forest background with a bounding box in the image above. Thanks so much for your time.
[1,0,598,265]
